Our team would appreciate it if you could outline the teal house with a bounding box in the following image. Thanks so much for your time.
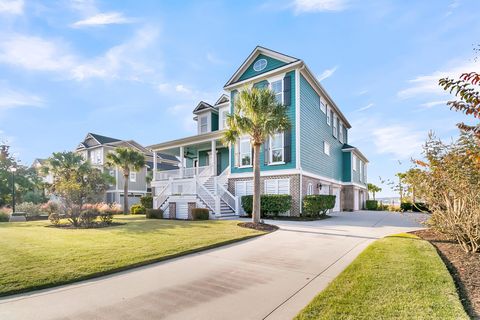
[149,46,368,219]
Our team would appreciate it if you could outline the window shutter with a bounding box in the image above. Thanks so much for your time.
[278,179,290,195]
[284,129,292,163]
[283,75,291,106]
[234,138,240,167]
[263,136,270,165]
[265,180,277,194]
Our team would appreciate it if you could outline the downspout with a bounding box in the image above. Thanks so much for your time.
[297,65,305,216]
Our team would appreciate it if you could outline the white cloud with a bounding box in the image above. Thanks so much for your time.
[71,12,134,28]
[317,66,338,81]
[175,84,191,94]
[397,60,479,99]
[166,104,196,133]
[372,125,425,159]
[206,52,225,65]
[0,35,76,71]
[0,27,161,82]
[0,0,23,15]
[0,87,44,110]
[420,100,448,108]
[293,0,348,13]
[355,103,374,112]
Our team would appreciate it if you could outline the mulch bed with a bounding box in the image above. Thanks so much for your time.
[46,222,125,229]
[412,229,480,319]
[238,222,278,232]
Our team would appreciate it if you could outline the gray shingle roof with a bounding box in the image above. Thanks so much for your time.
[89,133,121,145]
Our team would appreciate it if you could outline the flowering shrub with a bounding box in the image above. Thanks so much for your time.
[0,208,11,222]
[16,202,43,217]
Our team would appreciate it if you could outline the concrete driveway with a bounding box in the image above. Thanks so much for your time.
[0,211,425,320]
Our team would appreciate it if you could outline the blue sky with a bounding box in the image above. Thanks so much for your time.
[0,0,479,197]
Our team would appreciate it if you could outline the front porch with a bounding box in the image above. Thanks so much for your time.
[150,131,240,219]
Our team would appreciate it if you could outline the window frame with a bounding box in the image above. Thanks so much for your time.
[239,136,252,167]
[269,79,284,105]
[307,182,314,195]
[320,97,327,114]
[269,132,284,165]
[129,171,137,182]
[253,58,267,72]
[353,154,357,171]
[324,141,330,156]
[326,106,331,125]
[221,110,229,129]
[339,122,344,143]
[333,115,338,138]
[199,115,208,134]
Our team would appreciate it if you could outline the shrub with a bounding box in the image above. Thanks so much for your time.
[146,208,163,219]
[302,195,336,218]
[130,204,146,215]
[191,208,209,220]
[400,202,413,212]
[80,209,99,227]
[0,208,11,222]
[365,200,378,210]
[48,212,60,225]
[98,212,114,225]
[41,200,60,215]
[140,196,153,209]
[412,202,430,212]
[16,202,43,217]
[241,195,292,217]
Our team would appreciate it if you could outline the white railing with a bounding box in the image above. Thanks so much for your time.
[171,179,196,195]
[218,184,236,211]
[155,166,212,181]
[153,183,170,209]
[196,181,216,212]
[217,165,230,187]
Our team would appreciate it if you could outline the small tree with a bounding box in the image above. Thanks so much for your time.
[223,87,290,224]
[106,147,145,214]
[367,183,381,200]
[44,152,112,227]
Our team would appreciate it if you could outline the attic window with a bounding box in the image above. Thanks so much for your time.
[253,59,267,72]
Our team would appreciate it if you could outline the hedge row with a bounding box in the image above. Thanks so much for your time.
[241,195,292,218]
[302,195,336,218]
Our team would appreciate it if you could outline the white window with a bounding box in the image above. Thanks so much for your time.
[199,116,208,134]
[339,123,344,143]
[363,164,367,182]
[240,137,252,167]
[269,132,284,164]
[333,115,338,138]
[324,141,330,156]
[320,98,326,114]
[353,154,357,171]
[130,172,137,182]
[326,106,331,125]
[270,80,283,104]
[222,110,229,129]
[253,58,267,72]
[307,183,314,195]
[265,179,290,195]
[359,160,363,181]
[109,169,115,177]
[90,149,103,165]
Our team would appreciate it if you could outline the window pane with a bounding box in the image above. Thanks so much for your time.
[240,139,250,153]
[272,149,282,162]
[241,155,251,166]
[271,134,282,149]
[271,80,282,93]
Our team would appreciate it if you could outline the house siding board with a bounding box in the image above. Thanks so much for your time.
[238,54,287,82]
[299,74,343,181]
[198,150,209,167]
[218,147,229,173]
[116,167,147,192]
[211,113,219,132]
[230,70,296,174]
[342,152,352,182]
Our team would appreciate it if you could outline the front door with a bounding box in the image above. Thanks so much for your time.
[216,152,222,175]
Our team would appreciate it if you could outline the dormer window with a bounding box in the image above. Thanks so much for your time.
[199,116,208,134]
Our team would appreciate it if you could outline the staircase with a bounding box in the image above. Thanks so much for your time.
[202,176,236,216]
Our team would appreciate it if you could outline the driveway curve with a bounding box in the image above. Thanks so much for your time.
[0,211,425,320]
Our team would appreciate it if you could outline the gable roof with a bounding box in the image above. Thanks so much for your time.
[214,94,229,106]
[88,133,121,145]
[193,101,216,114]
[342,143,369,163]
[224,46,299,88]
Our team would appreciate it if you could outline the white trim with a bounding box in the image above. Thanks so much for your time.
[109,189,149,193]
[225,61,302,90]
[269,132,284,165]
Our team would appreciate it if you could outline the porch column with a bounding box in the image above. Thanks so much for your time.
[152,151,157,181]
[211,140,216,175]
[179,146,184,178]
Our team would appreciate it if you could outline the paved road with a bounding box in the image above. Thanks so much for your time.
[0,211,425,320]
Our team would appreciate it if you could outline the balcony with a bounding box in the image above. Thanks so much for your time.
[154,165,213,181]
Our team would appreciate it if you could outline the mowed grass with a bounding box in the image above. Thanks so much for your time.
[0,215,264,296]
[296,233,468,320]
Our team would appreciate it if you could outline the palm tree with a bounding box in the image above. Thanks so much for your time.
[367,183,382,200]
[106,147,145,214]
[223,87,290,224]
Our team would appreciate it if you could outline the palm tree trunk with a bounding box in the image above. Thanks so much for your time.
[252,143,261,224]
[123,173,129,214]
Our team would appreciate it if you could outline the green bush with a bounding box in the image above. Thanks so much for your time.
[412,202,430,213]
[130,204,146,215]
[365,200,378,210]
[146,209,163,219]
[0,209,10,222]
[80,209,98,227]
[241,195,292,217]
[98,212,114,225]
[191,208,209,220]
[400,202,413,212]
[140,196,153,209]
[302,195,336,218]
[48,212,60,225]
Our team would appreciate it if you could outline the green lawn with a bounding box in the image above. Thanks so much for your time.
[0,215,264,296]
[296,233,468,320]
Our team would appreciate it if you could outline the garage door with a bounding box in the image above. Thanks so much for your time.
[332,187,341,212]
[176,203,189,219]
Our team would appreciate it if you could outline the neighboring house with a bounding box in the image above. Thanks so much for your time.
[148,46,368,219]
[75,133,179,209]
